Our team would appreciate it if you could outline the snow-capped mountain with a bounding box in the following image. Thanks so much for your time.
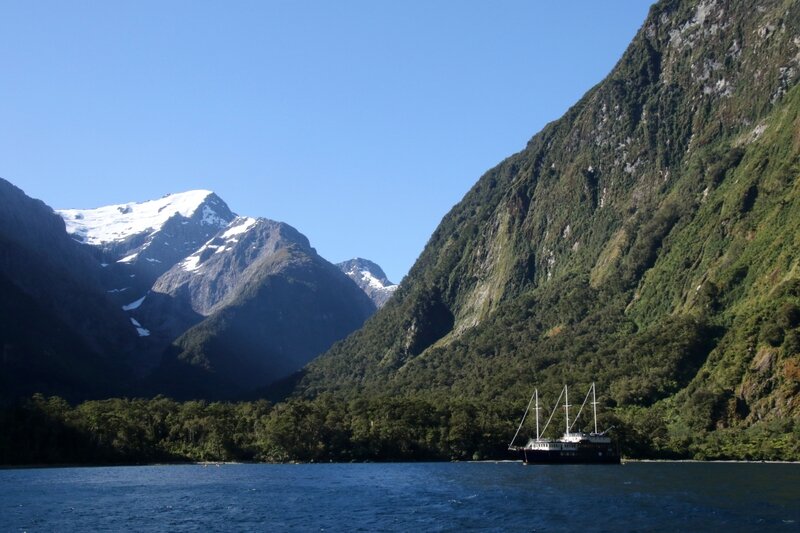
[150,217,310,316]
[57,191,236,296]
[58,190,231,246]
[337,258,398,307]
[142,217,375,399]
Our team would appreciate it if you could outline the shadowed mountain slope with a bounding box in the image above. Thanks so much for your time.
[0,179,136,401]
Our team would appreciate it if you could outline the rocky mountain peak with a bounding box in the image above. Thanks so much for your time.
[140,216,320,341]
[56,190,237,302]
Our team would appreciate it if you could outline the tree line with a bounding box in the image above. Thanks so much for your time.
[3,390,797,466]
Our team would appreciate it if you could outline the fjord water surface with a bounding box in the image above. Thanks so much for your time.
[1,462,798,532]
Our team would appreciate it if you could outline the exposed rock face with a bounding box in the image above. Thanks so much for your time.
[145,219,376,399]
[57,191,235,305]
[337,258,398,308]
[138,217,358,343]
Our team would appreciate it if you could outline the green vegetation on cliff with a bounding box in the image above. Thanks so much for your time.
[291,0,800,460]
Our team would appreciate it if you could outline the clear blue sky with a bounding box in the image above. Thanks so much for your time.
[1,1,652,283]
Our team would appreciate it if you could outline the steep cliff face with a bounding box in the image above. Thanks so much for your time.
[299,0,800,457]
[136,217,301,341]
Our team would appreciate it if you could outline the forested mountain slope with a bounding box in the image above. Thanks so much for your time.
[297,0,800,458]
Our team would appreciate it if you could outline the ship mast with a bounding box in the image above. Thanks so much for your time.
[564,385,570,435]
[509,386,538,448]
[535,388,540,441]
[567,383,600,434]
[592,382,598,434]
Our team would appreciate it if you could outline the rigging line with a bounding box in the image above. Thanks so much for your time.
[509,387,537,447]
[539,386,565,438]
[569,384,594,432]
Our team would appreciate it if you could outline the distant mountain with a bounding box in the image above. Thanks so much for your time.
[337,258,398,307]
[0,178,136,401]
[145,218,376,399]
[297,0,800,459]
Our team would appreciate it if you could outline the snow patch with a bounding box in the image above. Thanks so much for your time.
[117,252,138,263]
[221,217,258,239]
[57,190,224,245]
[201,204,228,227]
[180,217,259,272]
[122,295,146,311]
[345,265,398,292]
[348,268,398,293]
[130,317,151,336]
[360,270,388,291]
[182,255,202,272]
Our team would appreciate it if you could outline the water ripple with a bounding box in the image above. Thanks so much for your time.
[0,463,798,532]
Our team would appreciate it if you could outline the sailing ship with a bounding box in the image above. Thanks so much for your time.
[508,383,620,464]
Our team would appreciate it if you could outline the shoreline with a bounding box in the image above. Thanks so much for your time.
[621,458,800,464]
[3,458,800,470]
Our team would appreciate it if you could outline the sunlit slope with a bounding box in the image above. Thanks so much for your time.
[298,0,800,457]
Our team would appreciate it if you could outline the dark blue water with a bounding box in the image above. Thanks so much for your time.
[1,462,798,532]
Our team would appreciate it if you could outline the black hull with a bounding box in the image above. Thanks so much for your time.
[520,446,620,465]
